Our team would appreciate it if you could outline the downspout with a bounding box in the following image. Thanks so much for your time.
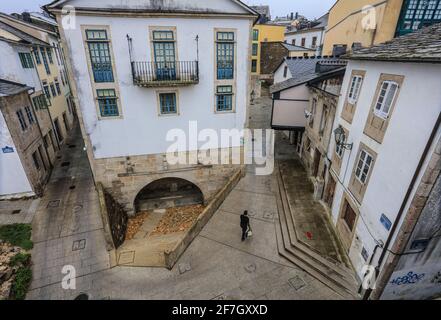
[364,112,441,300]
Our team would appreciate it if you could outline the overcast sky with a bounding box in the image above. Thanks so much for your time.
[1,0,335,20]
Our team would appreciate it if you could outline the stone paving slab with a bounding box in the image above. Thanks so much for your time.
[0,198,40,225]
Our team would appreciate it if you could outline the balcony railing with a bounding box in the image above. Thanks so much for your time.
[131,61,199,87]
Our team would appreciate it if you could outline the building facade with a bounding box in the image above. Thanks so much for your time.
[46,0,257,215]
[325,25,441,299]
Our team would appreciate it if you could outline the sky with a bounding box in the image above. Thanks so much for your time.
[1,0,335,20]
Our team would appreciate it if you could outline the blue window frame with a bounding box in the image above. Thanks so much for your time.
[159,92,177,114]
[25,106,35,124]
[152,31,176,81]
[46,47,54,64]
[396,0,441,36]
[216,86,233,112]
[40,47,51,75]
[86,30,114,83]
[216,32,234,80]
[50,83,57,97]
[55,79,61,95]
[16,109,27,131]
[97,89,119,117]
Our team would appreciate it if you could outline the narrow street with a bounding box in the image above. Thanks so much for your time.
[21,96,345,300]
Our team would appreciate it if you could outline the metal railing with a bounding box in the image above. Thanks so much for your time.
[131,61,199,86]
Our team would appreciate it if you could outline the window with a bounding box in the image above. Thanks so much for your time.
[283,66,288,78]
[159,92,177,115]
[335,133,345,158]
[216,86,233,112]
[355,149,374,184]
[312,36,317,48]
[319,105,328,136]
[50,83,57,97]
[46,47,54,64]
[301,38,306,47]
[25,106,35,124]
[43,134,50,148]
[343,201,357,231]
[291,39,296,46]
[16,110,27,131]
[32,151,41,170]
[348,75,363,104]
[33,47,41,64]
[86,29,114,83]
[252,29,259,41]
[309,98,317,126]
[40,47,51,74]
[251,59,257,73]
[216,31,234,80]
[97,89,119,117]
[43,83,51,101]
[152,30,177,81]
[54,44,61,65]
[18,52,34,68]
[55,79,61,95]
[252,43,258,56]
[374,81,398,119]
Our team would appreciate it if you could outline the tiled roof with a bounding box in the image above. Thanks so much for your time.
[270,56,346,93]
[345,23,441,63]
[0,79,32,96]
[0,20,49,47]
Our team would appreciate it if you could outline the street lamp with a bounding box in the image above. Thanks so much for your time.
[334,125,353,150]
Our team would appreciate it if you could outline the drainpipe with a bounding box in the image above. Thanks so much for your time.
[364,112,441,300]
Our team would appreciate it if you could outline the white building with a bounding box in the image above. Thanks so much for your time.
[284,13,328,56]
[45,0,258,215]
[326,24,441,299]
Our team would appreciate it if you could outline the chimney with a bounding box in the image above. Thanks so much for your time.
[290,12,294,20]
[295,12,299,19]
[22,12,31,22]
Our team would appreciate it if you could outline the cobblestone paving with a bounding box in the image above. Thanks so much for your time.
[26,97,341,300]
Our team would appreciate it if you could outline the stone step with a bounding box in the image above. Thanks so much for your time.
[274,217,358,300]
[274,169,360,299]
[276,170,358,283]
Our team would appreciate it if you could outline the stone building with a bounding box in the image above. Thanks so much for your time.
[326,24,441,298]
[45,0,258,216]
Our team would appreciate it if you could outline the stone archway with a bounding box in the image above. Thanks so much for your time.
[133,177,204,213]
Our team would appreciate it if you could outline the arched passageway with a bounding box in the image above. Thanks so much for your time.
[134,178,203,212]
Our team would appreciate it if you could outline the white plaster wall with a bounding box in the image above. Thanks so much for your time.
[0,41,42,91]
[328,60,441,279]
[273,61,292,84]
[0,110,33,196]
[285,29,324,54]
[63,15,251,159]
[271,85,309,128]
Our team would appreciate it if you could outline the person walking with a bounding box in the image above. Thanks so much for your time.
[240,210,251,241]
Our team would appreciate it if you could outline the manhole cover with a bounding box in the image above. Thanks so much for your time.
[11,209,21,215]
[288,276,307,291]
[72,239,86,251]
[47,200,61,208]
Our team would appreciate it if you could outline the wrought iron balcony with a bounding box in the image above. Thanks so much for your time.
[131,61,199,87]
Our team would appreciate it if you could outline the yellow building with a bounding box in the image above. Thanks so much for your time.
[0,13,75,147]
[322,0,404,56]
[252,23,286,75]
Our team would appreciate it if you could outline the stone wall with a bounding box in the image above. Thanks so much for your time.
[260,42,288,75]
[93,148,244,216]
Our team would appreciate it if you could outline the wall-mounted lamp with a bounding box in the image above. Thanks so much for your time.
[304,109,312,119]
[334,125,353,150]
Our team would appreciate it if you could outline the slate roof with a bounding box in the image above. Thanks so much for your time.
[285,13,329,35]
[0,79,32,97]
[345,23,441,63]
[270,56,346,93]
[0,20,49,47]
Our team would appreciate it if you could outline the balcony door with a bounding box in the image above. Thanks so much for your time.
[153,31,176,81]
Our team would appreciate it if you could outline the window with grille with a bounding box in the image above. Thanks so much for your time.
[355,150,374,184]
[398,0,441,34]
[216,32,235,80]
[216,86,233,112]
[348,75,363,104]
[159,92,177,115]
[97,89,119,117]
[374,81,399,119]
[25,106,35,124]
[86,30,114,83]
[18,52,34,68]
[16,109,27,131]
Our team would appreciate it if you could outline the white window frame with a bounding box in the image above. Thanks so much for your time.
[335,132,346,159]
[374,80,399,119]
[348,75,363,104]
[309,98,317,125]
[355,149,374,184]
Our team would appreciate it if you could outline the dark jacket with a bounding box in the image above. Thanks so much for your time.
[240,215,250,229]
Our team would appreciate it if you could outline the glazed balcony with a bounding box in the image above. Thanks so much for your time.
[131,61,199,87]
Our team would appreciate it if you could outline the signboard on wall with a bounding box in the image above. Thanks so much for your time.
[2,146,14,153]
[380,213,392,231]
